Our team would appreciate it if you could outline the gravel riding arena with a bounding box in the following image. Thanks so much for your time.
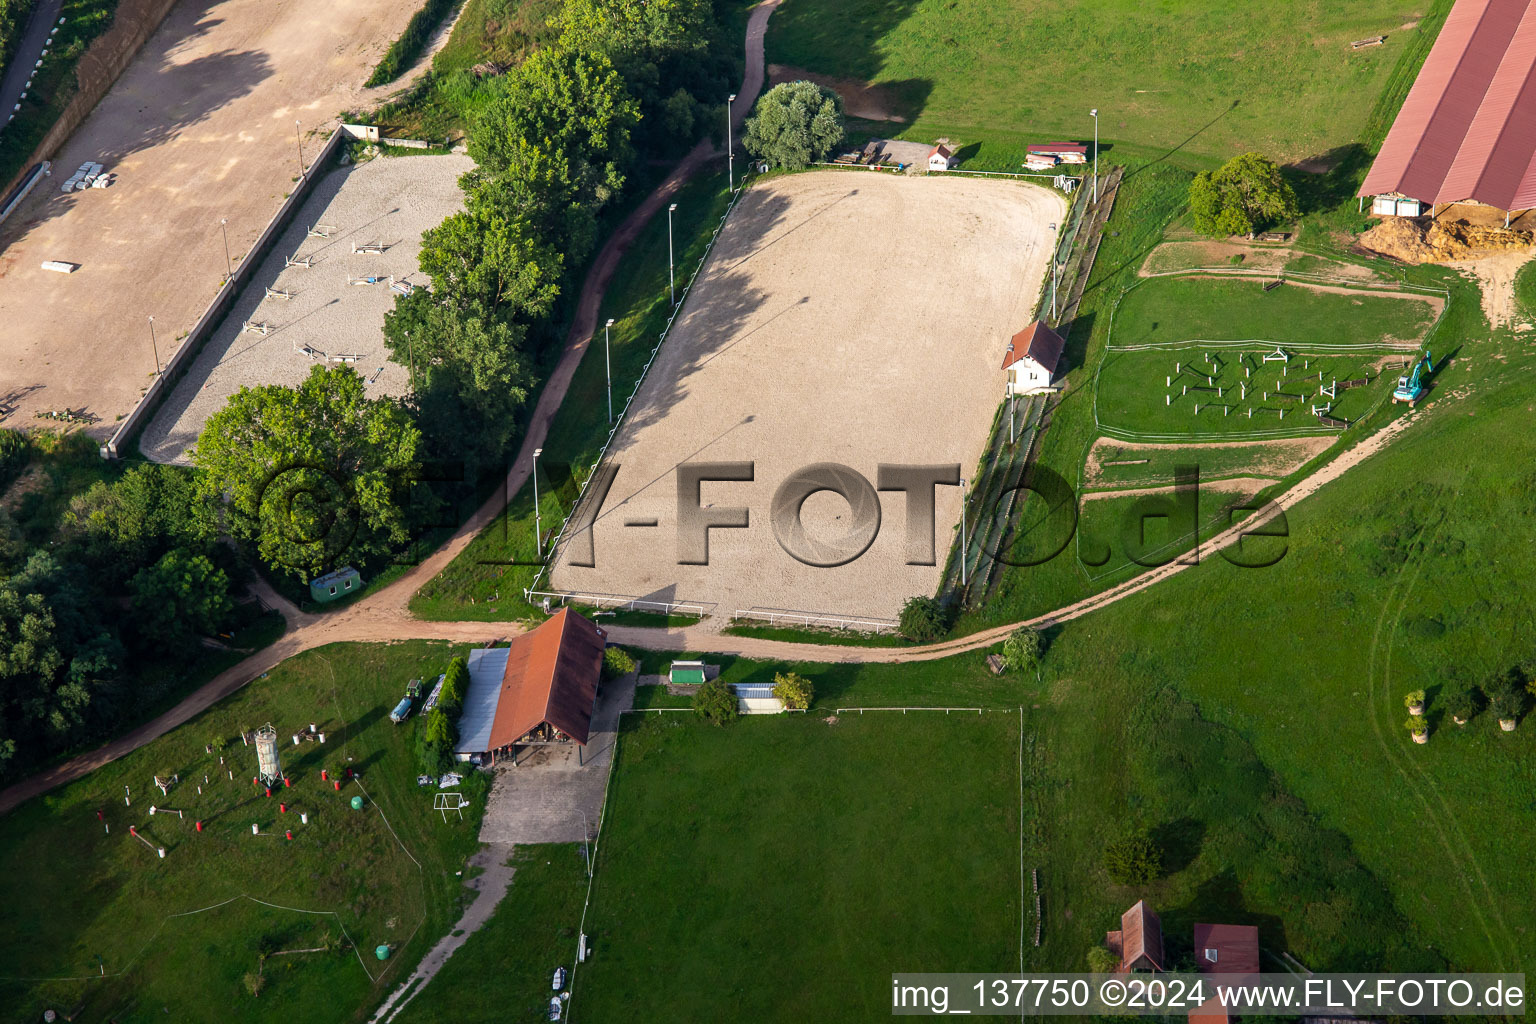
[549,170,1065,622]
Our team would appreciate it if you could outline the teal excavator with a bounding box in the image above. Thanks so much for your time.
[1393,350,1432,407]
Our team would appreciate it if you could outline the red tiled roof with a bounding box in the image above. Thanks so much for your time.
[1119,900,1165,971]
[1359,0,1536,209]
[1192,923,1261,975]
[487,609,606,747]
[930,144,952,158]
[1029,142,1088,155]
[1002,320,1066,374]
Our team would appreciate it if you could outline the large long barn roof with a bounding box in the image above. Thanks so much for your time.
[1359,0,1536,210]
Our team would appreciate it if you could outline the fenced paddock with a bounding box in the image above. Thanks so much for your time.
[140,154,472,463]
[548,171,1064,621]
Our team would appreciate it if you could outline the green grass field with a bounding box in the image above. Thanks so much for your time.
[0,641,485,1022]
[1110,276,1438,350]
[1094,345,1397,440]
[392,845,589,1024]
[766,0,1441,165]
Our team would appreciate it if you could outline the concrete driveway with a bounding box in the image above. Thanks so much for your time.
[476,673,636,845]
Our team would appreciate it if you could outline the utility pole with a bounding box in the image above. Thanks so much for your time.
[147,316,160,374]
[604,318,615,424]
[668,203,677,305]
[727,93,737,191]
[1090,108,1099,203]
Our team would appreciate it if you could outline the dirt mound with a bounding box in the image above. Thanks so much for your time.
[1359,216,1532,263]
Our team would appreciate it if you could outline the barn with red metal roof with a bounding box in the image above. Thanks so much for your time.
[1360,0,1536,219]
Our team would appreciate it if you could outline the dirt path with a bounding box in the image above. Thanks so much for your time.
[369,843,519,1024]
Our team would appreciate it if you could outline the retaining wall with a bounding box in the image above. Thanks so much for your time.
[104,129,347,458]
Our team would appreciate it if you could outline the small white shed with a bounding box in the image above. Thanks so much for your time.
[928,144,955,172]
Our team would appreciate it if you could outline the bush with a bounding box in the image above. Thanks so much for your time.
[693,679,738,726]
[899,596,947,643]
[771,671,814,710]
[1403,689,1426,710]
[1404,716,1428,736]
[1001,626,1042,673]
[1103,832,1162,885]
[0,428,28,489]
[417,707,457,775]
[367,0,456,86]
[742,80,844,170]
[1086,945,1120,973]
[602,645,636,680]
[439,656,468,714]
[1445,687,1480,723]
[1489,687,1524,723]
[1188,152,1298,237]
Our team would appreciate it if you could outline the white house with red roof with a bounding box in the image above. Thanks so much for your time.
[1001,320,1066,394]
[928,144,955,171]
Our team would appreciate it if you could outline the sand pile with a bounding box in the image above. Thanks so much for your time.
[1360,216,1533,263]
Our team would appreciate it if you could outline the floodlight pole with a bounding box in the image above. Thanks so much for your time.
[295,120,304,177]
[147,316,160,374]
[604,318,615,424]
[727,93,737,191]
[960,477,969,588]
[532,447,544,559]
[579,809,592,877]
[1090,108,1099,204]
[219,218,232,282]
[667,203,677,305]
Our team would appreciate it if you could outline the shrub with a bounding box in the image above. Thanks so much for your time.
[1103,832,1162,885]
[0,428,28,489]
[1086,945,1120,973]
[772,671,814,710]
[742,80,844,170]
[439,656,468,714]
[1446,687,1479,723]
[602,645,636,680]
[1188,152,1298,237]
[1489,687,1524,723]
[1403,689,1426,711]
[367,0,456,86]
[1404,716,1428,736]
[693,679,738,726]
[899,596,947,643]
[417,708,457,775]
[1001,626,1042,673]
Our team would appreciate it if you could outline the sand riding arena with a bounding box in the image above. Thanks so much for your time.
[549,170,1066,622]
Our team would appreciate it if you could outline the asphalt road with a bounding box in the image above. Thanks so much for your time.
[0,0,63,148]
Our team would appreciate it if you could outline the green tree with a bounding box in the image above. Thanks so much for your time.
[0,428,29,491]
[602,645,636,680]
[1489,686,1524,724]
[415,200,563,316]
[743,81,844,171]
[129,550,232,643]
[1086,945,1120,973]
[1445,687,1480,724]
[1188,152,1298,237]
[467,46,639,259]
[693,678,738,725]
[62,463,216,576]
[439,656,469,714]
[1103,832,1162,885]
[192,365,423,580]
[1001,626,1042,673]
[771,671,814,710]
[899,595,947,643]
[383,290,533,468]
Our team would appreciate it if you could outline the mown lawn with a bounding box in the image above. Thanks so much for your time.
[0,641,486,1023]
[391,845,589,1024]
[1109,276,1438,350]
[766,0,1442,165]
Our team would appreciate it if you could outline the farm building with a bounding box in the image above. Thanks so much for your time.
[1192,922,1260,975]
[1359,0,1536,222]
[454,609,607,765]
[1002,320,1066,394]
[1028,142,1088,164]
[928,144,956,171]
[1105,900,1165,972]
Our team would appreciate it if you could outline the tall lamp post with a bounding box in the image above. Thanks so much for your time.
[532,447,544,559]
[604,318,615,424]
[726,93,737,191]
[667,203,677,305]
[1090,108,1099,203]
[219,218,232,281]
[294,120,304,177]
[147,316,160,374]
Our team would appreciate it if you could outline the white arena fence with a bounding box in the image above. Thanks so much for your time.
[526,174,758,595]
[733,607,899,633]
[526,589,710,618]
